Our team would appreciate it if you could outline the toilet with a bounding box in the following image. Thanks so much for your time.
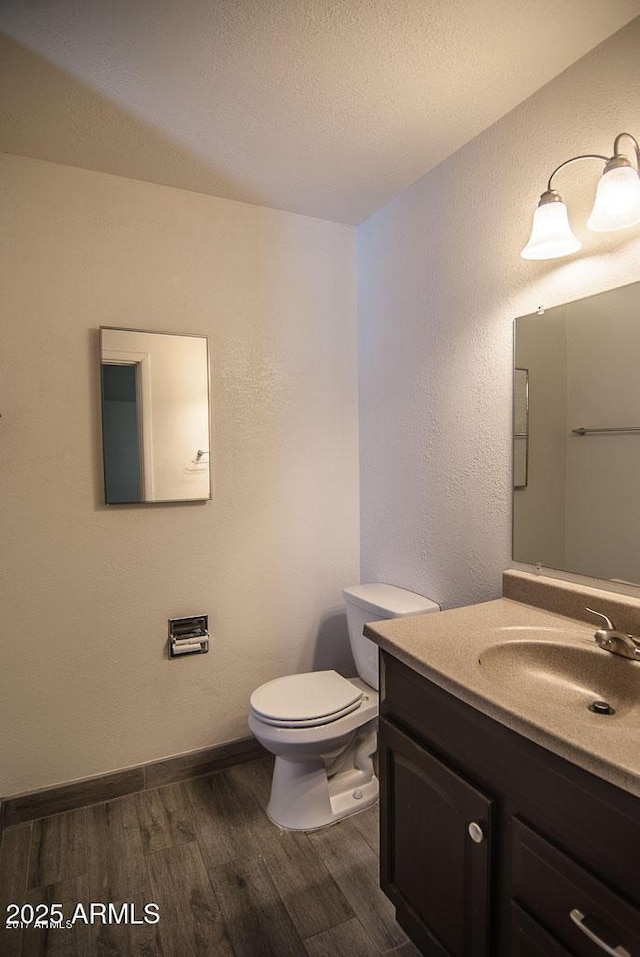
[249,583,440,830]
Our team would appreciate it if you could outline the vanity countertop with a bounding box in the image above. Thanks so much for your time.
[365,597,640,798]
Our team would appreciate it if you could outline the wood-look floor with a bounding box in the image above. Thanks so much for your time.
[0,757,421,957]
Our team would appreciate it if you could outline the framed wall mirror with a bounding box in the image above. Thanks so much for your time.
[100,327,211,504]
[512,280,640,586]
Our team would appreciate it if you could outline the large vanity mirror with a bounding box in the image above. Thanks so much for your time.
[100,328,211,504]
[513,280,640,586]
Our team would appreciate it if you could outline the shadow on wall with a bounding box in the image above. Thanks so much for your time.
[311,611,356,677]
[0,32,267,206]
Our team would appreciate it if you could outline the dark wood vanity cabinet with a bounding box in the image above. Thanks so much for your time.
[379,651,640,957]
[380,717,493,956]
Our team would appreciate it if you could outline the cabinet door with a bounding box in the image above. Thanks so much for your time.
[379,717,494,957]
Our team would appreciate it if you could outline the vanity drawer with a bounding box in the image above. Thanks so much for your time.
[511,818,640,956]
[510,902,573,957]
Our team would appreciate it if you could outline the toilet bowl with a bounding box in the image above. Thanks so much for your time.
[249,673,378,830]
[249,583,440,830]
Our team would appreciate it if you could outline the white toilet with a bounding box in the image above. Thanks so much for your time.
[249,583,440,830]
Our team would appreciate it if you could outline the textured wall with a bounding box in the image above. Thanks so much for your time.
[0,155,359,796]
[357,19,640,610]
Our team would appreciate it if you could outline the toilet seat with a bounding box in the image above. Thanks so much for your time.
[250,670,363,728]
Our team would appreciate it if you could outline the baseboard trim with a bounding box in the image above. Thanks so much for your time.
[1,736,266,829]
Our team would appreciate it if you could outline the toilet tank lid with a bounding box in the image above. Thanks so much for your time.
[343,583,440,618]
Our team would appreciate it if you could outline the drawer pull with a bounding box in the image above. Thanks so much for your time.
[468,821,485,843]
[569,908,631,957]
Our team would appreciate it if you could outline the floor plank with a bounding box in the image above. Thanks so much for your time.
[350,803,380,856]
[0,824,33,957]
[208,853,307,957]
[309,818,407,952]
[136,783,197,854]
[183,770,268,869]
[21,874,92,957]
[146,841,233,957]
[225,756,274,809]
[86,796,150,901]
[28,809,87,890]
[304,917,380,956]
[0,823,32,900]
[92,892,165,957]
[384,939,424,956]
[261,829,354,939]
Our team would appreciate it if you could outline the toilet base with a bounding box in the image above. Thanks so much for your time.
[249,681,379,831]
[265,723,378,830]
[267,757,378,831]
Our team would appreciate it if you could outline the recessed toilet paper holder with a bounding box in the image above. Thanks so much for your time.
[168,615,209,658]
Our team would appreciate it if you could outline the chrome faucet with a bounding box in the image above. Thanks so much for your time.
[585,608,640,661]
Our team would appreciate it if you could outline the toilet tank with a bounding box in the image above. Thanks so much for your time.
[343,583,440,691]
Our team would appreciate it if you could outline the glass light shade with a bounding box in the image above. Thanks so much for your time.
[520,199,581,260]
[587,164,640,232]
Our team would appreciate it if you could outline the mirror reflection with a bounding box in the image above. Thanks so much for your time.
[513,280,640,586]
[100,328,211,504]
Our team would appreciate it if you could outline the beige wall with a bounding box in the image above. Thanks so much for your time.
[0,154,359,796]
[357,18,640,609]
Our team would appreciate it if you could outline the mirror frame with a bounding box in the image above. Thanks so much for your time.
[99,326,212,505]
[511,279,640,586]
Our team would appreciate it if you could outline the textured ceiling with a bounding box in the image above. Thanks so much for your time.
[1,0,639,224]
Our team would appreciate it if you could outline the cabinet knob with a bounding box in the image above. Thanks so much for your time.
[468,821,485,844]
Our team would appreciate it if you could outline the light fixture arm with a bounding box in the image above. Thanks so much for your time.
[612,132,640,169]
[546,154,608,193]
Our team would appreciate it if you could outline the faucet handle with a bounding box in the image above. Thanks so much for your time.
[586,607,640,661]
[585,607,616,631]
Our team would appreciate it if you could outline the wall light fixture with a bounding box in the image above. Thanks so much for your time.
[521,132,640,260]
